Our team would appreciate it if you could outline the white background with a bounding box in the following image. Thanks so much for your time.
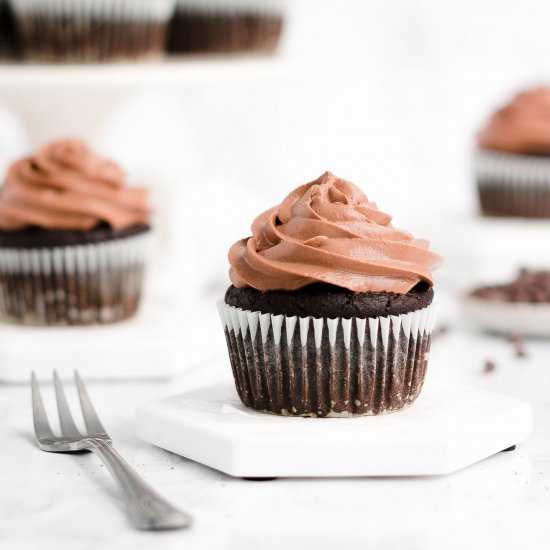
[1,2,550,549]
[3,0,550,299]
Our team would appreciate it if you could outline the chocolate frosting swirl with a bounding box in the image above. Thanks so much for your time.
[0,139,149,231]
[478,87,550,154]
[229,172,441,294]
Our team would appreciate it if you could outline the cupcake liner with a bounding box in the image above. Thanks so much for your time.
[0,233,149,326]
[10,0,177,62]
[174,0,285,15]
[168,0,284,53]
[476,149,550,218]
[218,301,436,417]
[0,0,18,57]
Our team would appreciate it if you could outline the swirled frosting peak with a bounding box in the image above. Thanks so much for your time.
[478,87,550,154]
[0,139,149,231]
[229,172,441,294]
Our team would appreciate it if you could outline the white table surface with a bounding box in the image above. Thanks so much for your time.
[1,301,550,550]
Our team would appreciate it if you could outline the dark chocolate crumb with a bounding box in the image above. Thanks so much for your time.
[431,324,450,339]
[507,334,527,358]
[483,360,496,373]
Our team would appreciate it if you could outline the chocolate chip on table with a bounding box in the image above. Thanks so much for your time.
[507,333,527,359]
[483,360,496,374]
[431,324,449,340]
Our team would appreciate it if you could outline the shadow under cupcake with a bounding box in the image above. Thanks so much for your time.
[219,171,442,417]
[0,139,151,326]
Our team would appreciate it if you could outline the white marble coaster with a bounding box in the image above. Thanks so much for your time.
[136,378,533,478]
[0,296,207,383]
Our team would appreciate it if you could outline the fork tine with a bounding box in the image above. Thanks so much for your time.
[74,370,109,437]
[53,370,81,438]
[31,372,55,440]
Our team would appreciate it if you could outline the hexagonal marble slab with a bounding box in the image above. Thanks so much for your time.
[136,379,533,478]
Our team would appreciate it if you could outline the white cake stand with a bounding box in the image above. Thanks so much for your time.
[0,56,292,145]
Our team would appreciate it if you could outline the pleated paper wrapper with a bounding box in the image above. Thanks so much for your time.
[0,234,149,326]
[476,149,550,218]
[10,0,176,62]
[218,300,436,417]
[168,0,285,53]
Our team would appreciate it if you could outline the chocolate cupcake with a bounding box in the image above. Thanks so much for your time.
[218,172,442,417]
[0,0,18,58]
[167,0,284,54]
[465,269,550,337]
[0,139,150,325]
[476,87,550,218]
[10,0,176,63]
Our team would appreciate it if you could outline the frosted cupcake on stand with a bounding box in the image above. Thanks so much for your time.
[476,86,550,218]
[9,0,176,62]
[0,139,150,325]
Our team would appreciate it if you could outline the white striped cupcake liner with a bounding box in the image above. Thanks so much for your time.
[168,0,284,53]
[475,149,550,217]
[10,0,176,21]
[0,233,149,326]
[174,0,286,16]
[218,300,436,417]
[10,0,176,62]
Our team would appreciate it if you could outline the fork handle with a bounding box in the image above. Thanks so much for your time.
[87,438,192,530]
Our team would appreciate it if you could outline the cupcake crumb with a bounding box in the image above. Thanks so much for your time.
[431,324,449,339]
[507,334,527,358]
[483,360,496,374]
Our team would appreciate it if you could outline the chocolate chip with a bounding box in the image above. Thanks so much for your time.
[483,360,496,373]
[507,333,527,358]
[431,324,449,339]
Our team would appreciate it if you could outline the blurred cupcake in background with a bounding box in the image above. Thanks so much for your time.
[0,139,150,325]
[10,0,176,62]
[476,86,550,218]
[219,172,441,417]
[0,0,18,58]
[167,0,285,54]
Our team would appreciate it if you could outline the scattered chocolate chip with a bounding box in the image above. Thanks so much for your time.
[471,269,550,304]
[431,324,449,339]
[507,333,527,358]
[483,360,496,373]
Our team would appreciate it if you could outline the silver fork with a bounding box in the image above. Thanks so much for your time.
[31,370,192,531]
